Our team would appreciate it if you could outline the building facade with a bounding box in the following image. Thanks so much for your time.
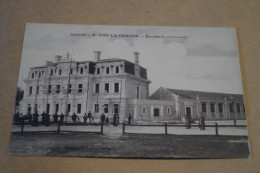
[19,51,246,123]
[149,87,246,120]
[19,51,150,122]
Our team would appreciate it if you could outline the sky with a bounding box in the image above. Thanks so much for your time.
[17,23,244,95]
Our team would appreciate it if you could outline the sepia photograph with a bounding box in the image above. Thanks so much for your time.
[9,23,249,158]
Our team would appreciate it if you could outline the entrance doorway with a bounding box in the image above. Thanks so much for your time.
[185,107,192,118]
[154,108,160,117]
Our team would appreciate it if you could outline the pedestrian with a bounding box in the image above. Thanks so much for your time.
[88,111,93,123]
[186,116,191,129]
[28,112,32,125]
[105,117,109,126]
[101,113,105,125]
[13,112,20,124]
[113,113,119,126]
[53,112,59,124]
[83,113,87,124]
[41,111,46,125]
[45,113,50,126]
[201,115,206,130]
[128,113,132,125]
[32,111,39,126]
[72,113,79,125]
[60,113,64,125]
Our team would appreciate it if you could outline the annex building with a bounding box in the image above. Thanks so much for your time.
[19,51,246,122]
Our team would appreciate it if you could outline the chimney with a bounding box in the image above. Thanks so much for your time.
[54,55,62,62]
[134,52,139,65]
[66,51,70,60]
[94,51,102,62]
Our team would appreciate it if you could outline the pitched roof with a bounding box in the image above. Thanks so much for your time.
[166,88,244,102]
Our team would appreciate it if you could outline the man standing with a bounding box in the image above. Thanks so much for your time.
[128,113,132,125]
[53,112,59,124]
[105,117,109,126]
[88,111,93,123]
[28,112,32,125]
[41,111,46,125]
[83,113,88,124]
[101,113,105,125]
[60,113,64,125]
[200,115,206,130]
[32,111,39,126]
[72,113,79,125]
[45,113,50,126]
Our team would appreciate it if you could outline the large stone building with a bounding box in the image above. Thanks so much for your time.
[19,51,150,122]
[19,51,246,122]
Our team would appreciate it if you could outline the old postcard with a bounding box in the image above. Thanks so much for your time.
[9,23,249,158]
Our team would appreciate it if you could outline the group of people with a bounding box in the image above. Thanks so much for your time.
[185,115,206,130]
[99,113,123,126]
[83,111,94,124]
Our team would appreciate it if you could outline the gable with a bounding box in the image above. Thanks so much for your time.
[150,87,175,101]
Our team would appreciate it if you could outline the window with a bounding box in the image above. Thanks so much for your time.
[51,70,53,76]
[42,71,44,76]
[38,72,41,78]
[48,85,52,94]
[116,66,119,73]
[104,83,109,93]
[229,103,234,113]
[68,84,72,93]
[56,85,60,93]
[70,68,73,74]
[236,104,241,113]
[36,86,39,94]
[55,104,59,113]
[142,107,146,115]
[78,84,83,93]
[137,86,139,99]
[106,67,110,74]
[29,86,32,95]
[202,103,207,113]
[218,103,223,113]
[94,104,99,113]
[59,69,62,75]
[67,104,71,113]
[167,107,171,115]
[80,67,83,74]
[77,104,81,113]
[210,103,215,113]
[104,104,109,113]
[114,104,119,114]
[95,83,99,93]
[97,68,100,74]
[114,83,119,93]
[31,73,34,79]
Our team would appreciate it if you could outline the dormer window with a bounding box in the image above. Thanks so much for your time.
[97,68,100,74]
[80,67,84,74]
[116,66,119,73]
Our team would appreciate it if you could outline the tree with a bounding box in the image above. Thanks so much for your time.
[15,87,24,106]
